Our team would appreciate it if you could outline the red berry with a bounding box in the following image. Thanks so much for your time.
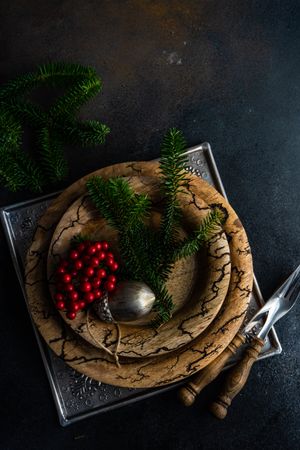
[55,292,64,302]
[56,300,65,310]
[84,267,94,277]
[92,278,101,288]
[77,242,85,253]
[84,292,95,303]
[106,257,114,267]
[67,311,76,320]
[62,273,72,284]
[65,283,74,292]
[83,255,91,265]
[101,241,109,251]
[70,250,79,260]
[90,257,100,267]
[95,242,102,251]
[106,252,114,259]
[107,274,116,284]
[97,251,106,261]
[96,268,106,278]
[70,302,80,312]
[79,300,86,310]
[56,266,66,275]
[80,281,92,292]
[111,262,119,271]
[105,281,115,292]
[93,289,103,299]
[74,259,83,270]
[69,291,79,302]
[87,245,96,255]
[71,270,78,277]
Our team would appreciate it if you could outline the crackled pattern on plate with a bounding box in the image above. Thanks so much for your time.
[25,161,253,388]
[47,175,231,358]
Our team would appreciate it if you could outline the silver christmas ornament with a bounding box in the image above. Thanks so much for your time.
[93,280,156,323]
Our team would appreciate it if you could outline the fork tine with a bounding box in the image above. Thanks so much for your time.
[272,263,300,298]
[285,266,300,299]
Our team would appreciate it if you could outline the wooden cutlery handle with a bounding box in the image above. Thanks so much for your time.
[209,336,265,419]
[178,333,245,406]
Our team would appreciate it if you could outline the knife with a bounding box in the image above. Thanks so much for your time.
[179,264,300,418]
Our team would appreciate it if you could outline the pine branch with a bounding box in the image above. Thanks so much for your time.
[86,176,151,232]
[3,99,48,128]
[13,147,44,192]
[170,208,225,263]
[159,128,188,247]
[0,63,109,192]
[0,109,22,150]
[49,78,102,118]
[37,62,97,87]
[0,71,39,100]
[0,63,98,100]
[86,175,175,325]
[62,119,110,147]
[0,110,44,192]
[37,127,68,182]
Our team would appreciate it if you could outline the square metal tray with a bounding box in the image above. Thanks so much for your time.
[0,143,281,426]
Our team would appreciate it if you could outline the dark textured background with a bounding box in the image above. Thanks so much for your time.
[0,1,299,449]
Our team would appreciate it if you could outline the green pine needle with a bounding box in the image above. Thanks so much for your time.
[38,127,68,182]
[62,120,110,147]
[0,109,44,192]
[159,128,188,246]
[49,77,102,118]
[171,207,225,262]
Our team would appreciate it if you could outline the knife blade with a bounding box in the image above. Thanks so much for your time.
[178,264,300,415]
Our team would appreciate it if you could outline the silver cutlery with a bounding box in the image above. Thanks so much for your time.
[179,264,300,418]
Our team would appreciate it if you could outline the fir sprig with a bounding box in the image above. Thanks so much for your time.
[0,62,109,192]
[159,128,188,247]
[0,110,44,192]
[171,207,225,263]
[86,129,228,327]
[37,127,68,182]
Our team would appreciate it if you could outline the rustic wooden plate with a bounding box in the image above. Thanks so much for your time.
[25,161,253,388]
[47,175,231,358]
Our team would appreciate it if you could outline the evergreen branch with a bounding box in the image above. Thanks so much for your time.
[0,63,98,100]
[37,62,98,87]
[0,109,22,150]
[86,176,150,232]
[0,71,39,100]
[13,148,45,192]
[86,175,175,325]
[0,63,109,192]
[37,127,68,182]
[0,110,44,192]
[170,208,225,262]
[151,282,174,328]
[49,78,102,118]
[2,99,48,128]
[61,119,110,147]
[159,128,188,246]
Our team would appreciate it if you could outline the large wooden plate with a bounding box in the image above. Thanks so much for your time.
[25,161,253,388]
[47,175,231,358]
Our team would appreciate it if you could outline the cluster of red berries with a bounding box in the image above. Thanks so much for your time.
[54,240,119,320]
